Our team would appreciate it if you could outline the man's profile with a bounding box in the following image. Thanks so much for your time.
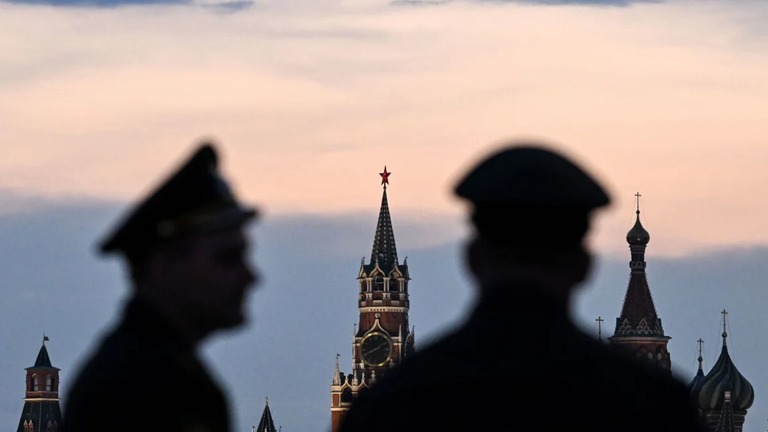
[61,142,259,432]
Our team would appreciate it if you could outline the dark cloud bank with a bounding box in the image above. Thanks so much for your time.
[1,196,766,432]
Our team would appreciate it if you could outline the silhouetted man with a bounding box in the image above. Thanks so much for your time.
[62,142,259,432]
[338,140,705,432]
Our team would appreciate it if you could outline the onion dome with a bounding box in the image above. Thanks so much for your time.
[626,193,650,245]
[689,339,706,398]
[697,312,754,411]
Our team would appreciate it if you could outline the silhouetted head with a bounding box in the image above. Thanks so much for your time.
[454,140,611,298]
[98,141,260,342]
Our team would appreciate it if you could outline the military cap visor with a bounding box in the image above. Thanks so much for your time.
[98,143,258,255]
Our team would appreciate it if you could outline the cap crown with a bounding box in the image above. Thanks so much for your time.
[454,143,610,210]
[98,142,257,255]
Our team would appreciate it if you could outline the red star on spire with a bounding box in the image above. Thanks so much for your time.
[379,166,391,186]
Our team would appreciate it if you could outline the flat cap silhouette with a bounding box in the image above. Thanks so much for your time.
[98,142,258,256]
[454,141,610,245]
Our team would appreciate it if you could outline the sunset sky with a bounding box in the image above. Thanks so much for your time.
[2,0,768,431]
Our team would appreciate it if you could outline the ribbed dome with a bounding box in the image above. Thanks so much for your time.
[688,348,706,400]
[626,210,650,245]
[697,331,754,411]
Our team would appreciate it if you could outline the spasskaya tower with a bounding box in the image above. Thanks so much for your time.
[330,167,415,432]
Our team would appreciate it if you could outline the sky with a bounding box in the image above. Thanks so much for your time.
[1,0,768,431]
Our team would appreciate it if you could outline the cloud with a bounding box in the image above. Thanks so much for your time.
[194,0,254,12]
[394,0,661,5]
[391,0,453,5]
[489,0,662,4]
[1,0,185,6]
[0,0,254,10]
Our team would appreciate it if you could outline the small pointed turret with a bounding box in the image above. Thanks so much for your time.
[255,397,278,432]
[332,353,342,386]
[34,336,53,368]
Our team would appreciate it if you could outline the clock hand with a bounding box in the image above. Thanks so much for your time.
[369,341,389,354]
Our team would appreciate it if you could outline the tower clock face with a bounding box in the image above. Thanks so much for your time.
[360,333,393,366]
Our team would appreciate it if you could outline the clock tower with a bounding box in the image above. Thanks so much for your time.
[330,167,414,432]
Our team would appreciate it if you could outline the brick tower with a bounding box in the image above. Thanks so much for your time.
[16,335,63,432]
[330,166,414,432]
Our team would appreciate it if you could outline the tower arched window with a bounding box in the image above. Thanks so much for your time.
[46,376,52,391]
[32,375,39,391]
[373,277,384,291]
[341,387,354,403]
[389,278,399,292]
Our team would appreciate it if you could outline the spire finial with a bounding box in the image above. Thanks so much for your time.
[595,316,603,340]
[265,395,269,406]
[721,309,728,345]
[635,191,641,214]
[697,338,704,364]
[379,166,391,189]
[43,333,49,345]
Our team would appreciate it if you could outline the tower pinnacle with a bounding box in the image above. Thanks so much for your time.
[370,167,398,271]
[379,166,391,187]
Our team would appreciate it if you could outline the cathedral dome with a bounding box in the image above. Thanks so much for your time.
[697,330,754,411]
[688,347,706,400]
[626,210,650,245]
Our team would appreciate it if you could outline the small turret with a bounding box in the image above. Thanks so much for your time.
[16,335,63,432]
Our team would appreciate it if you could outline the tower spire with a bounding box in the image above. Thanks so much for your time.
[255,396,277,432]
[370,166,398,271]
